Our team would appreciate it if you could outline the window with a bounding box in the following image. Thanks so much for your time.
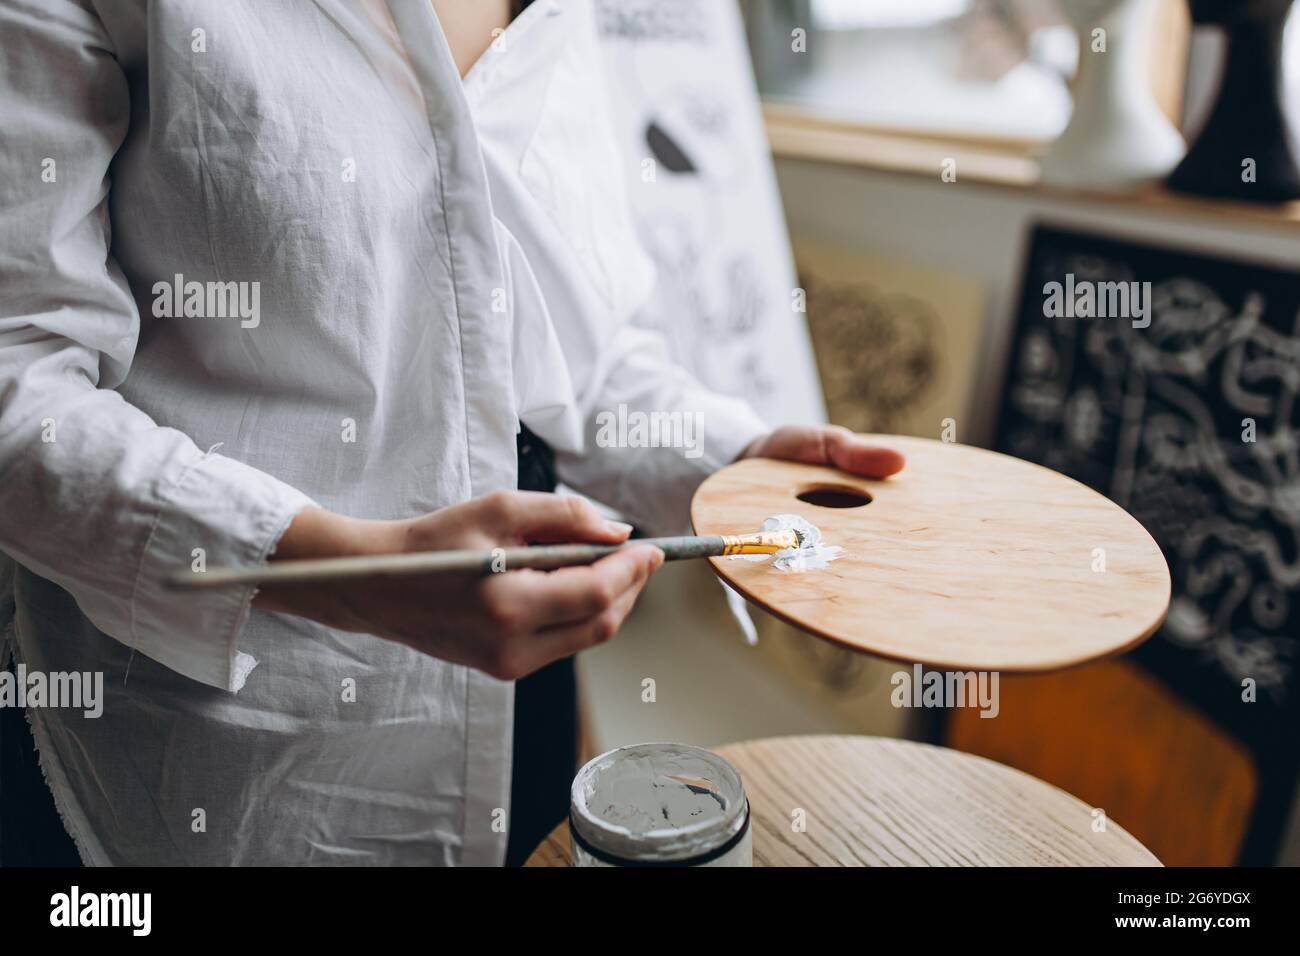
[745,0,1077,143]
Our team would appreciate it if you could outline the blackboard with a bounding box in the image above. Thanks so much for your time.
[997,224,1300,863]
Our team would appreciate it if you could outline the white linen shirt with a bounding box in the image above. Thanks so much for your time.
[0,0,767,866]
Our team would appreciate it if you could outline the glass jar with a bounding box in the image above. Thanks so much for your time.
[569,742,752,867]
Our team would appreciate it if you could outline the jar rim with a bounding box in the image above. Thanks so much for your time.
[569,742,748,864]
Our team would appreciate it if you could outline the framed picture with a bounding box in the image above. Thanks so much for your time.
[793,238,986,439]
[997,224,1300,861]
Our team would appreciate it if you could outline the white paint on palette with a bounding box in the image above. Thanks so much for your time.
[728,513,845,572]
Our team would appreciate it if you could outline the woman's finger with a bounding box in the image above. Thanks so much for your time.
[481,490,633,544]
[529,567,652,663]
[748,425,906,478]
[824,427,906,478]
[484,543,662,630]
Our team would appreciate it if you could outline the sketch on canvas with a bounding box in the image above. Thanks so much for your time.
[594,0,825,426]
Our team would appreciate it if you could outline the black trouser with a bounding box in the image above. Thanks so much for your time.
[0,426,576,867]
[0,651,82,866]
[504,425,576,865]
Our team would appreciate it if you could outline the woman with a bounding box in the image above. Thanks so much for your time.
[0,0,902,866]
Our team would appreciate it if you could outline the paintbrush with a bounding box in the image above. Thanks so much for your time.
[164,529,806,591]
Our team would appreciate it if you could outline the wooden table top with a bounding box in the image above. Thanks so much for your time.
[525,735,1161,867]
[690,437,1171,672]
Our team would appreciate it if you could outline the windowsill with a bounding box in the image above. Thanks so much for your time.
[763,102,1300,231]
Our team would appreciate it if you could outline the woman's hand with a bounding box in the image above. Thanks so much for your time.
[254,491,663,680]
[739,424,906,478]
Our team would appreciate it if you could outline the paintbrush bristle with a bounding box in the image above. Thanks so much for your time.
[720,529,804,555]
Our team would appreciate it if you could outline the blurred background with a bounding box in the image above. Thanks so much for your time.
[581,0,1300,866]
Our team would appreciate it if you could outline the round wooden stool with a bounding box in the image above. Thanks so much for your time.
[525,735,1161,866]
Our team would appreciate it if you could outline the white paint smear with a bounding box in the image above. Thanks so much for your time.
[728,513,844,572]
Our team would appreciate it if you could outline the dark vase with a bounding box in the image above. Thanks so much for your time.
[1167,0,1300,202]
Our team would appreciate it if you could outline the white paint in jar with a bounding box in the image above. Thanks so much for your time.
[569,743,752,867]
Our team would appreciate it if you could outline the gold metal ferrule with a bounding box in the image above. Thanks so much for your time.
[720,530,802,555]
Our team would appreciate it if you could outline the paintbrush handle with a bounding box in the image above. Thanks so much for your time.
[164,535,729,591]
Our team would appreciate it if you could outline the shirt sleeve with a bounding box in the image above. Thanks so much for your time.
[554,323,769,535]
[0,0,314,692]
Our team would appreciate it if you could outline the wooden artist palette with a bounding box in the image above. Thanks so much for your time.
[690,436,1170,672]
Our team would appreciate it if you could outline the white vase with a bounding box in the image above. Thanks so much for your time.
[1039,0,1186,189]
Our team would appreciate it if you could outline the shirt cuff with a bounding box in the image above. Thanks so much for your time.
[687,386,770,475]
[130,452,315,693]
[616,388,769,536]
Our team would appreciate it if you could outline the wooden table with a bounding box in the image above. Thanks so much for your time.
[525,735,1161,866]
